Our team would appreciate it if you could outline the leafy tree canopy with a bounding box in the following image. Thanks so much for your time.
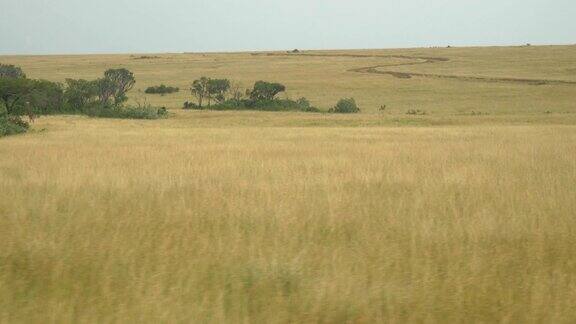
[249,81,286,101]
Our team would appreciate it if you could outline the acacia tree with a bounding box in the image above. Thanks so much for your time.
[207,79,230,105]
[96,77,116,105]
[103,68,135,105]
[249,81,286,101]
[191,77,210,108]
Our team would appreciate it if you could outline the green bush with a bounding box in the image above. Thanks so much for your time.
[64,79,98,112]
[29,79,65,115]
[0,116,29,137]
[145,84,179,95]
[295,97,321,112]
[83,104,168,120]
[208,97,320,112]
[329,98,360,113]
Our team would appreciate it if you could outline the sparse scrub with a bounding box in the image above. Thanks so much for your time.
[209,98,319,112]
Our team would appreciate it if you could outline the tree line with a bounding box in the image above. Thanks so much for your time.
[184,77,359,113]
[0,63,167,136]
[1,63,360,137]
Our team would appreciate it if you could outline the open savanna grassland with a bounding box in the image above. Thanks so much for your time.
[1,112,576,323]
[1,45,576,322]
[1,45,575,115]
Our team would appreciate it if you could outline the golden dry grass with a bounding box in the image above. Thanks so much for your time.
[1,45,576,322]
[2,113,576,322]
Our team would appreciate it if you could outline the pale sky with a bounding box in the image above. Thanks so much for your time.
[1,0,575,54]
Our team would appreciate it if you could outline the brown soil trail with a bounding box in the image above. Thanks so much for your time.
[254,52,576,86]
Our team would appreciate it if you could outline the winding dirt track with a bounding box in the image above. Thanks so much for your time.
[255,53,576,86]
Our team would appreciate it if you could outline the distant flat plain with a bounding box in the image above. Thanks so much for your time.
[1,44,575,115]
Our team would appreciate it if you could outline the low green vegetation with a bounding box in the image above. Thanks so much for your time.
[0,116,29,137]
[83,104,168,119]
[329,98,361,113]
[145,84,179,95]
[2,64,361,137]
[208,98,321,112]
[0,63,167,134]
[184,77,355,113]
[61,68,168,119]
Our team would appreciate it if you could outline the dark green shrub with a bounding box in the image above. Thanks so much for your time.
[29,80,65,115]
[295,97,321,112]
[329,98,360,113]
[145,84,179,95]
[157,107,168,117]
[0,78,33,116]
[120,105,168,119]
[1,78,67,117]
[0,116,29,137]
[83,104,167,120]
[249,81,286,101]
[209,97,320,112]
[183,101,201,109]
[1,65,66,117]
[64,79,99,112]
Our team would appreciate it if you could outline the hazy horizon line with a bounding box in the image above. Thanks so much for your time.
[1,42,574,57]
